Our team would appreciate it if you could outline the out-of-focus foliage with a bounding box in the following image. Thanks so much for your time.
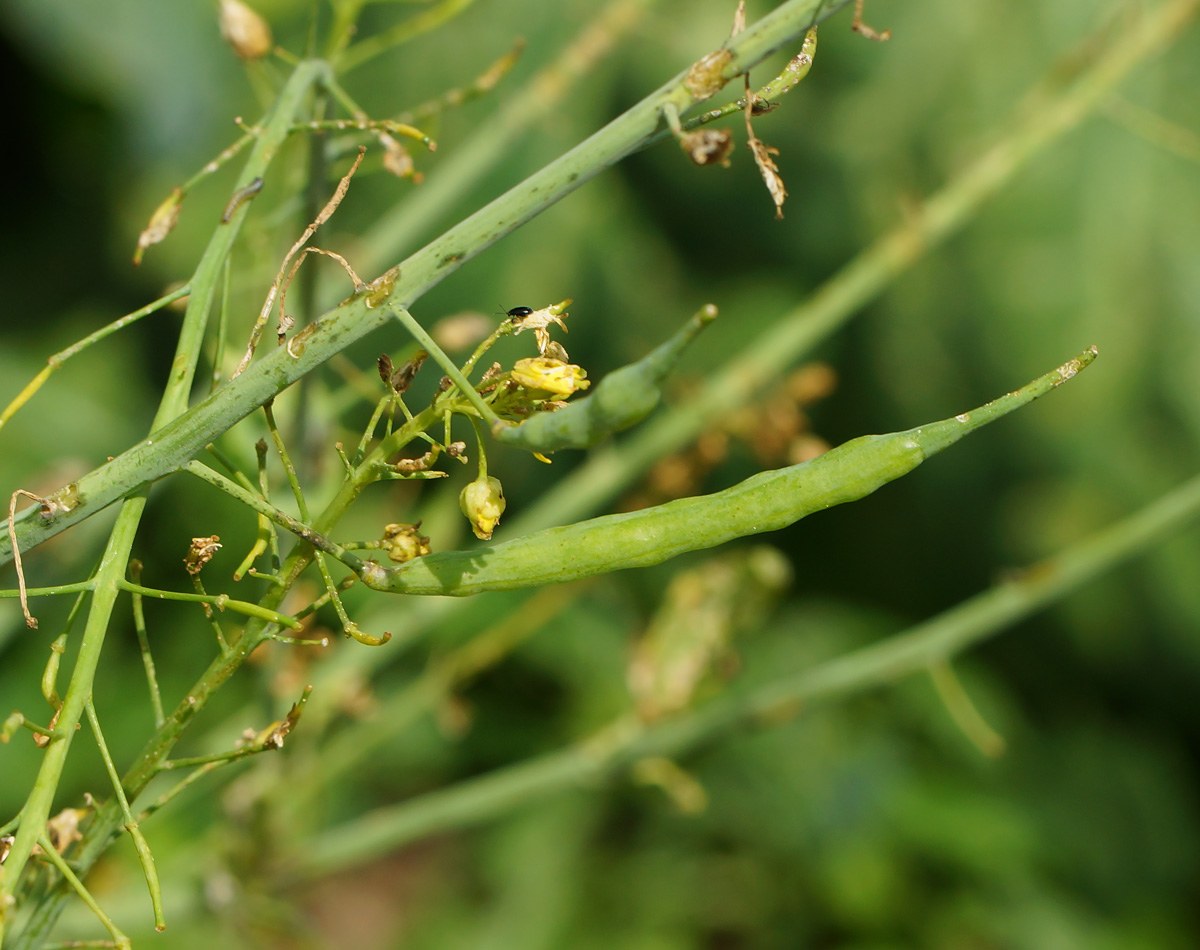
[1,0,1199,947]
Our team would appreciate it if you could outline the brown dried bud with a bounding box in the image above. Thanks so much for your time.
[679,128,734,167]
[184,535,222,575]
[390,351,427,393]
[377,353,394,386]
[219,0,273,60]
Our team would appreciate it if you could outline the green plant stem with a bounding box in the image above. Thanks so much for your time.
[0,286,191,432]
[9,402,442,947]
[387,306,501,425]
[164,0,1200,791]
[294,469,1200,874]
[511,0,1200,535]
[0,0,849,566]
[7,0,1197,937]
[84,701,164,932]
[182,460,364,570]
[355,0,660,269]
[336,0,482,74]
[135,762,225,823]
[190,576,230,653]
[0,582,95,599]
[681,27,818,131]
[0,61,327,939]
[33,838,130,950]
[9,0,1195,571]
[127,562,164,729]
[363,349,1096,595]
[115,580,303,630]
[285,584,579,814]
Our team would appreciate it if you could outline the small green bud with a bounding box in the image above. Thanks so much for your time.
[460,476,506,540]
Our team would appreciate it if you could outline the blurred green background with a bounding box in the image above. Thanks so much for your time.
[2,0,1200,946]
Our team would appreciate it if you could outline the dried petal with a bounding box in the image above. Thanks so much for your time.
[219,0,273,60]
[730,0,746,37]
[748,136,787,218]
[378,132,414,178]
[679,128,734,167]
[133,189,183,265]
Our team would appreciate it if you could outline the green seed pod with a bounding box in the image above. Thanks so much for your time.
[494,304,718,452]
[360,348,1096,597]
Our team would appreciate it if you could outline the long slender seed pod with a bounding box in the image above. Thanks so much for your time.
[494,305,718,452]
[364,347,1097,596]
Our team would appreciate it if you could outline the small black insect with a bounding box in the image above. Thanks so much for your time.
[505,306,535,318]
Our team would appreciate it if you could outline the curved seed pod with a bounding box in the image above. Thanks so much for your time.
[363,348,1097,596]
[494,304,718,452]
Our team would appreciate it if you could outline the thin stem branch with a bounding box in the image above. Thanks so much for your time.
[34,838,131,950]
[182,460,364,571]
[84,701,165,932]
[336,0,481,74]
[116,580,304,630]
[0,286,191,432]
[127,561,164,728]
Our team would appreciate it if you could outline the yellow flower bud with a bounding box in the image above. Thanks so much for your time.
[459,476,506,540]
[218,0,273,61]
[511,357,590,396]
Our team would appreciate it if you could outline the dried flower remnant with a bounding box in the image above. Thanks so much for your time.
[185,535,222,575]
[851,0,891,42]
[45,807,91,854]
[378,132,416,180]
[219,0,273,60]
[133,188,183,265]
[252,686,311,750]
[508,300,572,355]
[678,128,734,167]
[381,523,431,563]
[747,137,787,218]
[379,350,427,393]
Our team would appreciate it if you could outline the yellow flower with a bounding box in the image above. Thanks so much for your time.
[511,358,590,396]
[459,476,506,540]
